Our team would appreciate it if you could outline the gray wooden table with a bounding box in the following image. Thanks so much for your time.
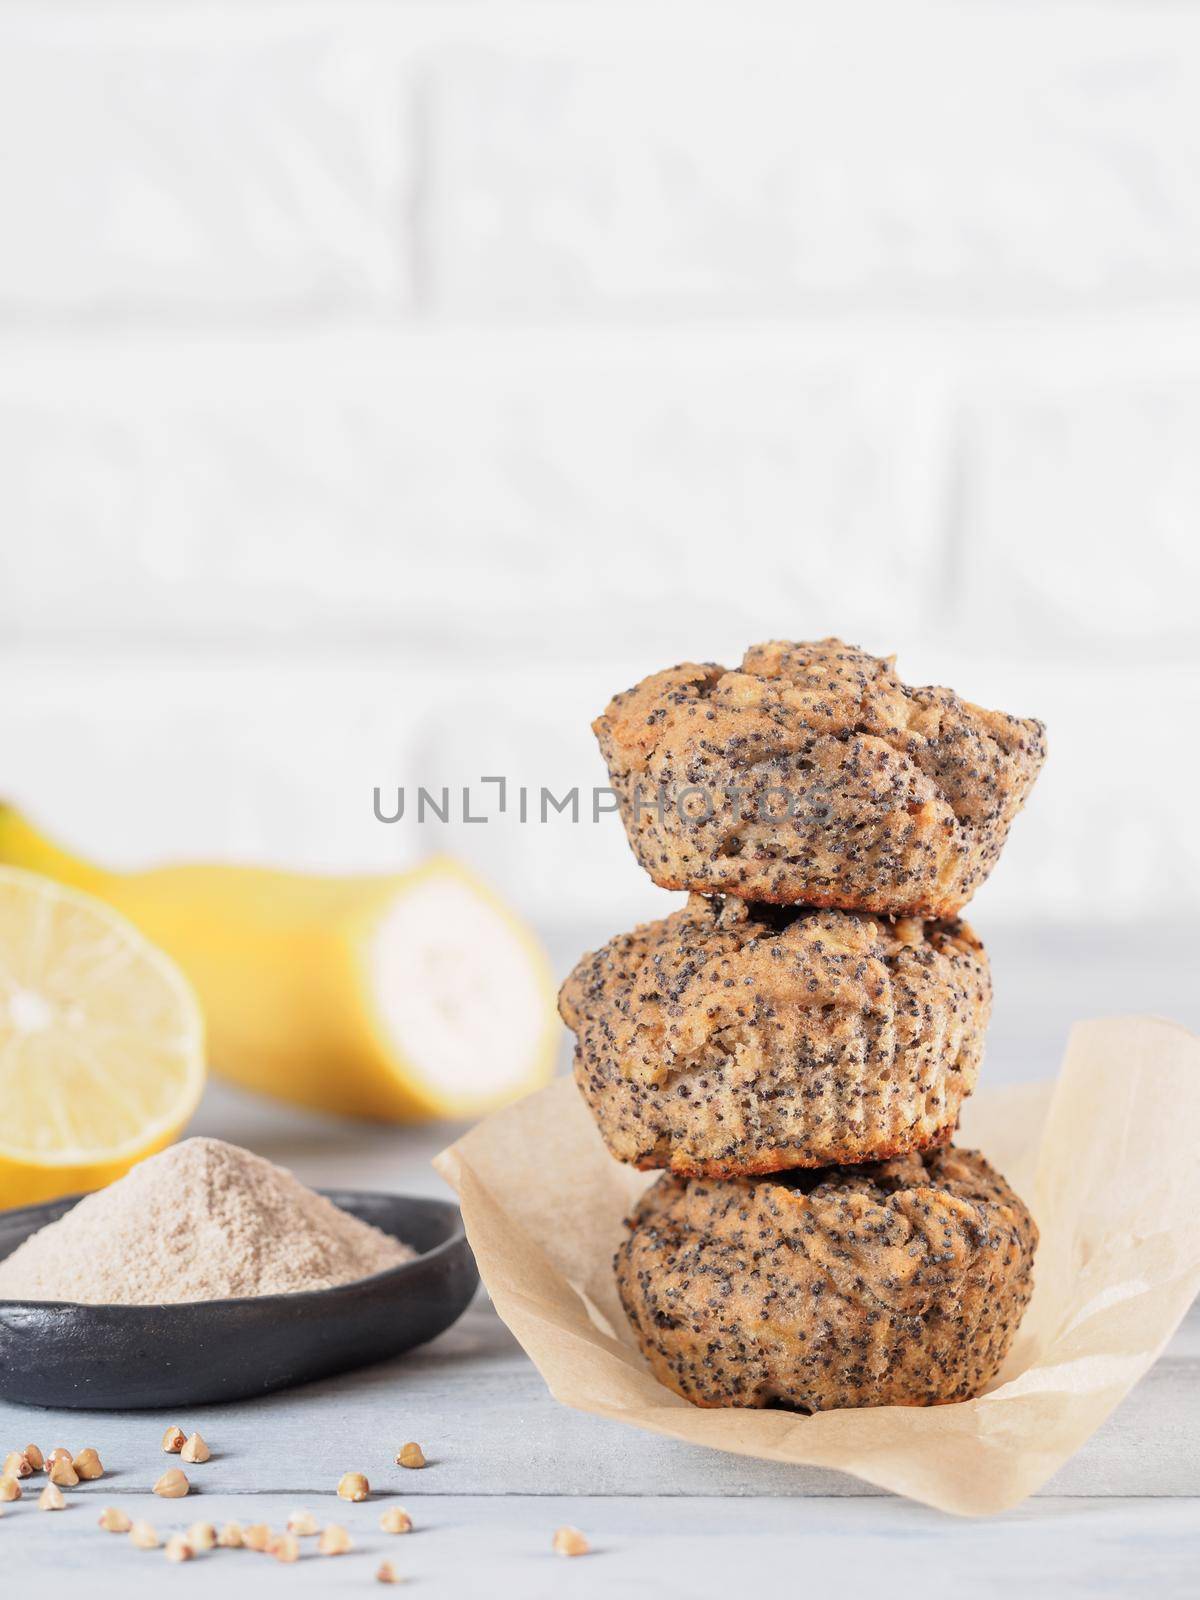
[2,923,1198,1595]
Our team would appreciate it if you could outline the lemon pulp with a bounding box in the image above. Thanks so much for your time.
[0,866,205,1206]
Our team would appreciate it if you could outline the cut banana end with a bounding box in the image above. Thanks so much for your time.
[362,861,558,1120]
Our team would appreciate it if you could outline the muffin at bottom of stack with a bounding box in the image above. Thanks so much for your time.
[616,1148,1036,1411]
[560,895,989,1175]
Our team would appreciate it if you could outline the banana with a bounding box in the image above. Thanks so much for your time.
[0,804,557,1122]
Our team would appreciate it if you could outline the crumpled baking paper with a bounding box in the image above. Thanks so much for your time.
[434,1016,1200,1515]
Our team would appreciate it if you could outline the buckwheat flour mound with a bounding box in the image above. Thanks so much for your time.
[0,1138,415,1304]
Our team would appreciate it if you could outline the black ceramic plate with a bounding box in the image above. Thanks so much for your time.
[0,1190,478,1410]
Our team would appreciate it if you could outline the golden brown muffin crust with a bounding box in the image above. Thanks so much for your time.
[595,638,1046,917]
[561,895,990,1175]
[616,1148,1037,1411]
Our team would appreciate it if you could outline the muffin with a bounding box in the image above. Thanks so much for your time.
[560,895,989,1176]
[616,1148,1037,1411]
[595,638,1045,917]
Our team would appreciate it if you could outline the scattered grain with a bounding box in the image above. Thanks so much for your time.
[270,1532,300,1564]
[552,1526,590,1557]
[318,1524,353,1556]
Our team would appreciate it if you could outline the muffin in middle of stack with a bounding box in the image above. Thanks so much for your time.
[560,637,1046,1413]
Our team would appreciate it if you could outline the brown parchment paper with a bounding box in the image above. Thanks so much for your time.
[434,1016,1200,1516]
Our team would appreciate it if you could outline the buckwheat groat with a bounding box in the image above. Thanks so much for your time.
[616,1148,1036,1411]
[595,638,1045,917]
[560,895,988,1176]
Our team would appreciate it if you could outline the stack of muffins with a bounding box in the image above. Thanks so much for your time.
[560,639,1047,1412]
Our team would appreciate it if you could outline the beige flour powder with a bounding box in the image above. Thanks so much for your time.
[0,1138,415,1304]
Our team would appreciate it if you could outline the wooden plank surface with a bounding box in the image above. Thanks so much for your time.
[2,1491,1199,1597]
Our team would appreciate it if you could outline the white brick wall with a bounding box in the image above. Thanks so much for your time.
[0,11,411,313]
[0,326,951,654]
[964,370,1200,657]
[429,12,1200,312]
[0,1,1197,932]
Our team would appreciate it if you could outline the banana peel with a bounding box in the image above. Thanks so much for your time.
[0,804,558,1122]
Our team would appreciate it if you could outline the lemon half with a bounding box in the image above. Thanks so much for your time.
[0,866,205,1207]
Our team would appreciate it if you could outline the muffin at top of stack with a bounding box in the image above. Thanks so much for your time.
[560,894,989,1176]
[594,637,1046,918]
